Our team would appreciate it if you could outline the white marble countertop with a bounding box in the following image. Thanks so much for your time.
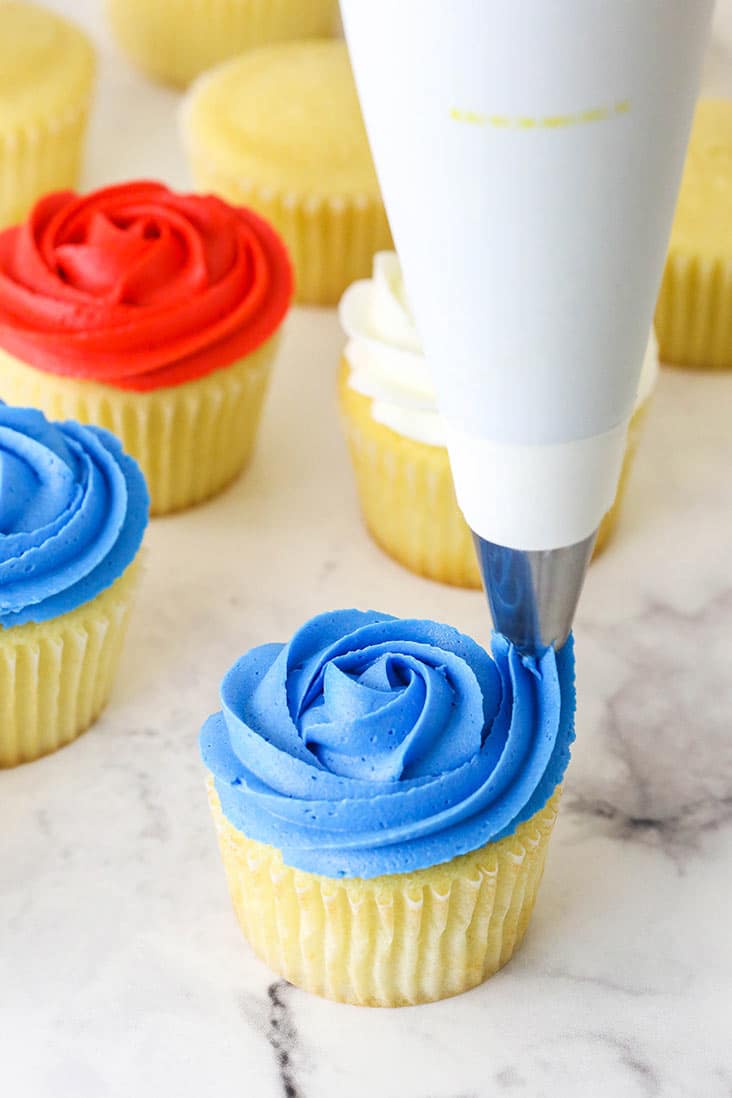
[3,4,732,1097]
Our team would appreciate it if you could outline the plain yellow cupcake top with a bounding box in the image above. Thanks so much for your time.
[183,40,381,198]
[0,2,95,130]
[670,97,732,258]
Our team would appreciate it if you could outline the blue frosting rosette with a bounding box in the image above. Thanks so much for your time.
[201,610,575,878]
[0,403,149,628]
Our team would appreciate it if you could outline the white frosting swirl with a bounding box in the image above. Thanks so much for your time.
[339,252,659,447]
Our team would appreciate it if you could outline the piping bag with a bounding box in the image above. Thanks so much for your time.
[341,0,714,653]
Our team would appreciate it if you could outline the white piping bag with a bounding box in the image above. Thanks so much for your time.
[341,0,714,650]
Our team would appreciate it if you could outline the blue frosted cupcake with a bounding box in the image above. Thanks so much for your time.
[201,610,575,1006]
[0,404,149,766]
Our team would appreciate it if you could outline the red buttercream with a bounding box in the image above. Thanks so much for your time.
[0,182,294,392]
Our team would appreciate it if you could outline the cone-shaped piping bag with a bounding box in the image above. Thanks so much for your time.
[341,0,713,650]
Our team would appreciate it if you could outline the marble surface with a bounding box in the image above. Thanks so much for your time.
[2,4,732,1097]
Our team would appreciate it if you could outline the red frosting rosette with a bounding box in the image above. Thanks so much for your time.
[0,182,294,392]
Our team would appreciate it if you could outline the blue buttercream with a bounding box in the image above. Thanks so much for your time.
[200,610,575,879]
[0,404,149,627]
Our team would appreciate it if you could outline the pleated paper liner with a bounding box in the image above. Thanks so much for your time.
[593,400,651,555]
[0,337,277,516]
[208,782,561,1007]
[655,253,732,370]
[0,102,91,230]
[185,162,392,306]
[339,362,652,586]
[0,562,140,768]
[338,363,481,587]
[106,0,338,88]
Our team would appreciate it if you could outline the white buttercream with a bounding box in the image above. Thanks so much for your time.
[339,252,659,449]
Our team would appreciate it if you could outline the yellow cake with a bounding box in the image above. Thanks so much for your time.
[182,40,392,304]
[0,2,95,228]
[0,405,148,767]
[209,783,561,1007]
[106,0,338,88]
[0,182,293,516]
[0,564,141,768]
[1,342,277,517]
[339,253,659,588]
[200,610,575,1005]
[656,98,732,370]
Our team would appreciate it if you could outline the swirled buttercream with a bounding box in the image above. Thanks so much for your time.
[0,181,293,392]
[201,609,575,879]
[339,252,659,446]
[0,403,148,627]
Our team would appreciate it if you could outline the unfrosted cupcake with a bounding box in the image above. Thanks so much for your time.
[0,181,293,515]
[339,253,659,587]
[182,40,392,304]
[0,2,95,229]
[655,97,732,370]
[0,403,148,767]
[106,0,338,88]
[201,609,575,1007]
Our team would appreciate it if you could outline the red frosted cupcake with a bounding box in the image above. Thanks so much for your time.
[0,181,293,513]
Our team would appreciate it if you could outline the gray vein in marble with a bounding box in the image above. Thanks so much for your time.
[33,808,53,840]
[564,790,732,867]
[319,559,338,583]
[267,981,305,1098]
[536,967,691,1000]
[128,765,170,844]
[570,590,732,850]
[494,1067,526,1090]
[589,1033,661,1098]
[426,1092,479,1098]
[519,1031,662,1098]
[712,1067,732,1096]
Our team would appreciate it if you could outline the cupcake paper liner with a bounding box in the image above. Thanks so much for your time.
[186,165,392,306]
[0,102,91,230]
[106,0,338,88]
[208,782,561,1007]
[338,363,481,587]
[593,400,650,556]
[0,337,277,515]
[0,563,139,768]
[655,254,732,371]
[339,363,651,586]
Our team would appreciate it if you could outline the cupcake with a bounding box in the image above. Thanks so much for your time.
[655,97,732,370]
[339,253,659,587]
[182,41,392,305]
[0,403,148,767]
[0,181,293,515]
[0,2,95,230]
[201,610,575,1006]
[106,0,338,88]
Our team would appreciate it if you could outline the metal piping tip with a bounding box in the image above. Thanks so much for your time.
[472,531,597,655]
